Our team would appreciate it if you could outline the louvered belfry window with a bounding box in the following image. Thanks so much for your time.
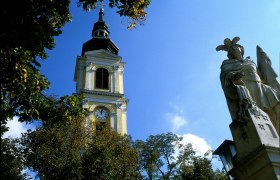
[96,68,109,89]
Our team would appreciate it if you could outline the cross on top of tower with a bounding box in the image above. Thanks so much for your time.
[96,2,106,12]
[96,3,106,22]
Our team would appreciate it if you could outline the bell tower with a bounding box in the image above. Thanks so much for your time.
[74,8,128,135]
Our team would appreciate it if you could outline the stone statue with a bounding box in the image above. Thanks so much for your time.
[216,37,280,135]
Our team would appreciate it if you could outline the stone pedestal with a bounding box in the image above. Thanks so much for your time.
[229,106,280,180]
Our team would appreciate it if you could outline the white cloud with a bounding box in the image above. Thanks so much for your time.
[166,113,187,132]
[180,133,212,156]
[3,117,33,138]
[169,102,184,114]
[165,103,212,156]
[165,103,187,132]
[172,133,212,165]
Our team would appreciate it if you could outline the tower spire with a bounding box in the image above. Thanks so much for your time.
[98,8,104,22]
[91,7,109,39]
[82,6,119,55]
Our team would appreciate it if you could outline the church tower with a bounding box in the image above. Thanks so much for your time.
[74,8,128,135]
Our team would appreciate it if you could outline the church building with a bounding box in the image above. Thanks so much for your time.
[74,8,128,135]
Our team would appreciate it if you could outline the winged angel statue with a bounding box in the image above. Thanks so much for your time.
[216,37,280,135]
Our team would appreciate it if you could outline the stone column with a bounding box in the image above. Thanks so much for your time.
[91,66,96,90]
[118,65,124,94]
[116,103,122,134]
[110,113,117,130]
[77,63,84,91]
[110,73,114,92]
[113,65,119,93]
[121,105,127,134]
[84,62,93,90]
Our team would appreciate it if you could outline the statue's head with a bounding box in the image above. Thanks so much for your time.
[228,44,244,60]
[216,37,244,60]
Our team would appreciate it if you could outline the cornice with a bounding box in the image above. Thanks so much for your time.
[81,89,124,98]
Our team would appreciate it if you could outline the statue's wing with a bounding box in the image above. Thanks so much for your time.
[257,45,280,92]
[216,45,227,51]
[231,36,240,44]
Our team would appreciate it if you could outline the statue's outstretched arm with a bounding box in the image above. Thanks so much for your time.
[256,46,280,92]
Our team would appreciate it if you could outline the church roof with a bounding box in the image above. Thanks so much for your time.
[82,8,119,55]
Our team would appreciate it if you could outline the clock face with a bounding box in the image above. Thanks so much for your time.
[95,108,108,120]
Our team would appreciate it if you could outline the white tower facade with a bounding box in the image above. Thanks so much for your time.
[74,9,128,135]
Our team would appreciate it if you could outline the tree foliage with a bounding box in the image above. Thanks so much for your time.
[180,156,215,180]
[20,94,88,179]
[1,0,72,134]
[1,138,29,180]
[134,132,196,179]
[21,127,227,180]
[134,133,227,180]
[77,0,151,29]
[82,127,139,179]
[22,116,88,179]
[22,122,139,179]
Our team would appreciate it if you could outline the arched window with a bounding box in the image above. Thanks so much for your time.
[96,68,109,89]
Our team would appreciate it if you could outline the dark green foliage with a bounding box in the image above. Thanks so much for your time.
[1,0,71,57]
[180,156,215,180]
[1,2,75,178]
[20,94,88,179]
[180,157,228,180]
[1,138,27,180]
[21,117,87,179]
[77,0,151,29]
[22,124,139,179]
[1,47,50,133]
[81,127,139,180]
[134,133,227,180]
[213,168,228,180]
[1,0,72,134]
[134,132,196,179]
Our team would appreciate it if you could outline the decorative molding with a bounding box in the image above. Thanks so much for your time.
[114,65,119,70]
[82,99,89,104]
[121,106,127,112]
[85,62,96,71]
[118,66,124,73]
[110,113,117,117]
[86,61,92,67]
[89,104,97,111]
[89,103,115,113]
[84,49,121,59]
[81,89,124,98]
[84,98,123,104]
[116,103,127,111]
[95,65,113,73]
[116,103,122,109]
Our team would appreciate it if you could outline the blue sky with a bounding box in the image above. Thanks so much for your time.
[5,0,280,171]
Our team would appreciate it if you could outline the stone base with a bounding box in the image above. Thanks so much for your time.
[229,106,280,179]
[229,145,280,180]
[230,106,279,160]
